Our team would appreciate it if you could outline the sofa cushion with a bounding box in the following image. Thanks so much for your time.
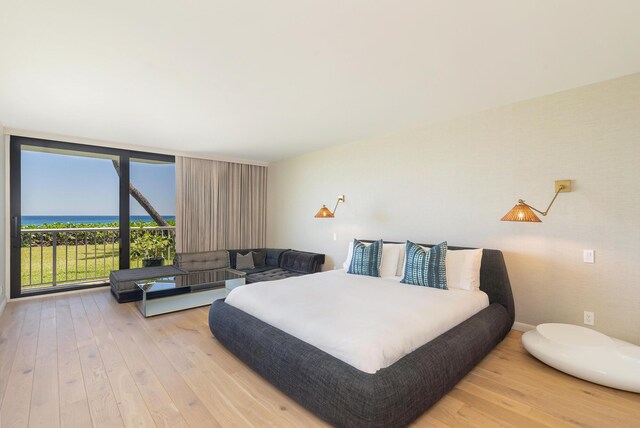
[238,266,273,275]
[266,248,289,266]
[246,268,303,284]
[280,250,326,274]
[110,265,186,303]
[174,250,230,272]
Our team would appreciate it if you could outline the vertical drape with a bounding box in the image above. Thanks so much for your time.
[175,157,267,252]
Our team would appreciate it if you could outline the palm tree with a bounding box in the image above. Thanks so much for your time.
[111,160,169,226]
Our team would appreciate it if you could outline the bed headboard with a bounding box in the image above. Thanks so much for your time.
[359,240,515,324]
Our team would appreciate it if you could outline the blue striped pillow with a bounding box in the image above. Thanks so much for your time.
[401,241,448,289]
[347,239,383,277]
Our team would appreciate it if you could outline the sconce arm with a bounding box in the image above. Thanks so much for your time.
[519,185,565,216]
[332,195,345,215]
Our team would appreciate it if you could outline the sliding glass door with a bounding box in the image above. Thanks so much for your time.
[129,156,176,268]
[9,137,175,298]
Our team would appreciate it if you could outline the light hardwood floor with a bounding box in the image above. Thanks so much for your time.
[0,287,638,428]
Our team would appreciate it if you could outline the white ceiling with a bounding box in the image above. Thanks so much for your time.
[1,1,639,163]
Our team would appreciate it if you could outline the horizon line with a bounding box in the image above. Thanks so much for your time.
[22,214,176,217]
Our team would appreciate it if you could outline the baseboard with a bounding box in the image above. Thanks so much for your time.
[0,296,6,318]
[512,321,535,332]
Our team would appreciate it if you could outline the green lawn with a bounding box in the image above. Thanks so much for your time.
[21,244,173,289]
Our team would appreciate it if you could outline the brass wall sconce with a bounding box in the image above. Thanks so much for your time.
[501,180,571,222]
[314,195,345,218]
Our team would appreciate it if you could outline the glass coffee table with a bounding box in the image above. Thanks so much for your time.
[135,268,246,317]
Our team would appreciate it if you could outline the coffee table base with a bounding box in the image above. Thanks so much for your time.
[137,287,229,317]
[137,273,246,317]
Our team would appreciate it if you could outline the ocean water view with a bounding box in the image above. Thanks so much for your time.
[22,215,176,226]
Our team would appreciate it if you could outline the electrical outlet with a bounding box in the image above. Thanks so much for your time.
[584,311,594,326]
[583,249,595,263]
[333,233,337,241]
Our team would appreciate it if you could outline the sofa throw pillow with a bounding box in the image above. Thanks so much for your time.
[401,241,448,289]
[236,252,256,270]
[252,249,267,268]
[348,239,383,277]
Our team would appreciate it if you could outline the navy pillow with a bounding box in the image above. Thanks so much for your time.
[401,241,448,289]
[348,239,383,277]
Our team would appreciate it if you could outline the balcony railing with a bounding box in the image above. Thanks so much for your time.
[20,226,176,290]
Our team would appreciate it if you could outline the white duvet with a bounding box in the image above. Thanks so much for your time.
[225,270,489,374]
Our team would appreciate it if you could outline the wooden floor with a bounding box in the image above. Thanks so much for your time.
[0,288,638,428]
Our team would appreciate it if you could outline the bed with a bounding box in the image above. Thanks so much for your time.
[209,243,514,427]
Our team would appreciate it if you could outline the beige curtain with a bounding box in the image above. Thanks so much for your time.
[175,157,267,252]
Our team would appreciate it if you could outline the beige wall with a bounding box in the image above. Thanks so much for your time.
[267,73,640,344]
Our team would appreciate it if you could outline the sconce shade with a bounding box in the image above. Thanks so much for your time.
[314,195,345,218]
[501,203,542,222]
[501,180,571,223]
[314,205,335,218]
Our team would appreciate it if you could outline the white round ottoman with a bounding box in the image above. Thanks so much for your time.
[521,323,640,393]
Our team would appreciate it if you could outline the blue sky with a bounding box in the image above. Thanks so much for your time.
[21,150,176,216]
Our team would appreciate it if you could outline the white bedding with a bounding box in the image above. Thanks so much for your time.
[225,270,489,374]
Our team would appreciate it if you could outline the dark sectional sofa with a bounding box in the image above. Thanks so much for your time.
[228,248,325,283]
[110,247,325,302]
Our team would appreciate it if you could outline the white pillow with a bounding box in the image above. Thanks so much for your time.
[342,241,355,270]
[397,242,409,278]
[382,243,405,276]
[380,245,401,277]
[343,240,401,277]
[446,248,483,291]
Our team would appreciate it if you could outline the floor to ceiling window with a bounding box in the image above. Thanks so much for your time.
[9,137,175,298]
[129,157,176,268]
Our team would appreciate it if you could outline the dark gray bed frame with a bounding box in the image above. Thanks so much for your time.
[209,244,514,428]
